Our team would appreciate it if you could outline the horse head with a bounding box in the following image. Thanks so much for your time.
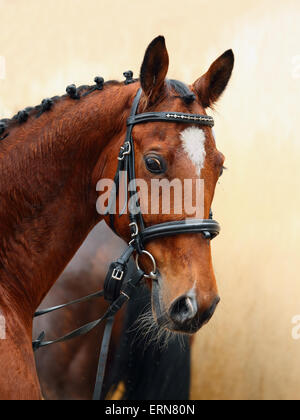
[98,36,234,335]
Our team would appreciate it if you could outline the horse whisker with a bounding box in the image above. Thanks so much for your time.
[128,305,183,352]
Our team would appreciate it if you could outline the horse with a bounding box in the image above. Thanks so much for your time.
[0,35,233,399]
[34,222,191,400]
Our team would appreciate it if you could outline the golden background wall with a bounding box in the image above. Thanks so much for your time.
[1,0,300,400]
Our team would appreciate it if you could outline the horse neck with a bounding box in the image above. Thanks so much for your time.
[0,83,135,319]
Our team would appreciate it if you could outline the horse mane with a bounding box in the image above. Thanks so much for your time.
[167,79,196,104]
[0,77,194,141]
[0,79,124,141]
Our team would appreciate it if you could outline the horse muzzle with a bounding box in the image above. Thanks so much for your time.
[152,277,220,334]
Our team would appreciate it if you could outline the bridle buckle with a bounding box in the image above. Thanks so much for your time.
[129,221,139,237]
[111,268,124,281]
[118,141,131,161]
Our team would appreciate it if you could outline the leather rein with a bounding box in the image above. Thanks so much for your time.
[33,88,220,400]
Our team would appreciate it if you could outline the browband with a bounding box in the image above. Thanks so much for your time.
[127,112,214,127]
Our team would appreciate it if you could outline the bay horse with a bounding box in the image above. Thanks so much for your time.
[0,36,233,399]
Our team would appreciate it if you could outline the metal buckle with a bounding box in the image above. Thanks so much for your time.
[111,268,124,281]
[118,141,131,161]
[135,250,158,280]
[129,222,139,237]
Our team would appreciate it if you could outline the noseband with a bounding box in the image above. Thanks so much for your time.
[33,88,221,400]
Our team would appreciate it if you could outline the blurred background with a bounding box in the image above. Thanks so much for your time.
[1,0,300,400]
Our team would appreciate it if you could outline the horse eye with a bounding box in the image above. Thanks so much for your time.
[144,155,166,174]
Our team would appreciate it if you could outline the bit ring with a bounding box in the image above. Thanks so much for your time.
[135,250,158,280]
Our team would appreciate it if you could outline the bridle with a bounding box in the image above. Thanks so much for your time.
[33,88,221,399]
[105,88,219,288]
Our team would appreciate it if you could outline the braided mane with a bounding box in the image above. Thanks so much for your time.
[0,78,121,141]
[0,75,193,141]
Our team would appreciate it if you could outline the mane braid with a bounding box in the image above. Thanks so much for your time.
[0,78,135,141]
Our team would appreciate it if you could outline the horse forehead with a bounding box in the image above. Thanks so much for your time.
[180,126,206,176]
[134,123,180,147]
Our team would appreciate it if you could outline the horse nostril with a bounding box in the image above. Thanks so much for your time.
[169,295,197,325]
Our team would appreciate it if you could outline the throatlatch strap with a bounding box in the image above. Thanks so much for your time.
[106,88,142,234]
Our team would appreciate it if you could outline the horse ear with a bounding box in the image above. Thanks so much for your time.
[140,36,169,106]
[193,50,234,108]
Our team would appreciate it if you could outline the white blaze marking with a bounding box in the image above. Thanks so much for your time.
[180,127,206,175]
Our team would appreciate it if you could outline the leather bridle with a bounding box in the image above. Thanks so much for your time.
[33,88,221,400]
[106,88,220,281]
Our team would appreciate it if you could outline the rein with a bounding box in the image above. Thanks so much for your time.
[33,88,220,400]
